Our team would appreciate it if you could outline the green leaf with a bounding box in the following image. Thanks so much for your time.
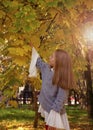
[47,0,58,7]
[7,78,20,86]
[0,38,4,44]
[9,1,19,9]
[62,0,77,8]
[2,0,11,7]
[23,24,32,32]
[0,10,6,18]
[28,0,37,3]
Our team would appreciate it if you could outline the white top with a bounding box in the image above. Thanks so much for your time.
[38,105,70,130]
[29,47,39,77]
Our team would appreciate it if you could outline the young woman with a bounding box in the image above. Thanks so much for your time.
[29,47,75,130]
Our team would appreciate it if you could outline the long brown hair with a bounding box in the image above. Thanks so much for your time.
[52,49,75,90]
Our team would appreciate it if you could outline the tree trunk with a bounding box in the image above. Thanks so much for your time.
[33,90,39,128]
[84,54,93,118]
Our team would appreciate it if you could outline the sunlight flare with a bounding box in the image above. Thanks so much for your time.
[82,22,93,42]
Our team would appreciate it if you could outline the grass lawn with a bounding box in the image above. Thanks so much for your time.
[0,105,93,130]
[66,106,93,130]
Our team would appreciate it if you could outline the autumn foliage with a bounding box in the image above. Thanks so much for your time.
[0,0,93,107]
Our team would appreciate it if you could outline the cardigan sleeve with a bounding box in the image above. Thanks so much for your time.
[36,57,48,72]
[29,47,39,77]
[51,87,68,113]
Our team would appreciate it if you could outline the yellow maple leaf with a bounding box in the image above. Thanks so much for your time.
[23,45,31,52]
[9,100,18,108]
[13,56,27,66]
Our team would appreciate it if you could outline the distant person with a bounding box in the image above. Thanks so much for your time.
[29,47,75,130]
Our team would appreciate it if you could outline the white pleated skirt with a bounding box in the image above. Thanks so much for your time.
[38,105,70,130]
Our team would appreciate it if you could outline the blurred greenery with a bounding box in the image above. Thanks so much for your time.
[0,105,93,130]
[66,105,93,124]
[0,107,35,121]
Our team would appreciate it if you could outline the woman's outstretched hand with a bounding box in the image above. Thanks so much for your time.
[29,42,34,47]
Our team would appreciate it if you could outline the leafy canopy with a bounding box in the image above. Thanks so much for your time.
[0,0,93,106]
